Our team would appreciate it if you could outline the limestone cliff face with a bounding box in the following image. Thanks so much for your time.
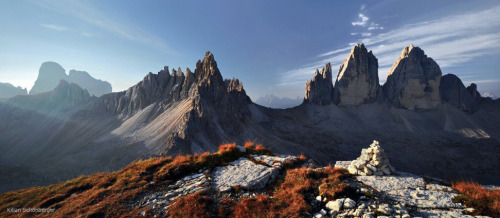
[383,45,442,110]
[440,74,479,113]
[304,63,334,105]
[333,43,379,106]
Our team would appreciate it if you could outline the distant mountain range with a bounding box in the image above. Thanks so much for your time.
[1,45,499,194]
[30,61,112,97]
[0,82,27,99]
[254,94,302,109]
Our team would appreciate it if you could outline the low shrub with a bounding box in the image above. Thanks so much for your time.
[167,193,213,218]
[452,181,500,217]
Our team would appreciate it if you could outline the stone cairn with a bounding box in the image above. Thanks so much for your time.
[348,140,396,176]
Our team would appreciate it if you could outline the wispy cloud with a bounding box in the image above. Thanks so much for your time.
[33,0,173,53]
[367,22,384,31]
[281,5,500,92]
[352,14,369,27]
[40,23,68,32]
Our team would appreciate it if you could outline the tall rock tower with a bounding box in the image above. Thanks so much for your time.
[333,43,379,106]
[383,45,442,109]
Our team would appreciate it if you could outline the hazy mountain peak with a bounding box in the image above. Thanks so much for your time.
[29,62,112,97]
[0,82,27,99]
[30,61,67,95]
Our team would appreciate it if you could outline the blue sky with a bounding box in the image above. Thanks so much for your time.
[1,0,499,100]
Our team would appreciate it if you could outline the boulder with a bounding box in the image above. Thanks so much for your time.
[326,199,343,212]
[333,43,379,106]
[383,45,442,109]
[304,63,334,105]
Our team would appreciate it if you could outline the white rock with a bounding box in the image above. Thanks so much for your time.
[343,198,356,208]
[213,158,279,192]
[316,195,323,202]
[362,213,374,218]
[326,199,343,211]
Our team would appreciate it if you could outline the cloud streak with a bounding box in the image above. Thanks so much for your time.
[40,24,68,31]
[281,5,500,92]
[33,0,173,53]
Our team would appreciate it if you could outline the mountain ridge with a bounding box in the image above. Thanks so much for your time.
[1,46,499,195]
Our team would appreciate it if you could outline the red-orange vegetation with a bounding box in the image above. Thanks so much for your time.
[232,166,351,217]
[453,181,500,217]
[0,142,248,217]
[298,154,307,162]
[218,143,237,154]
[217,198,235,218]
[167,193,213,218]
[244,141,255,149]
[233,195,274,218]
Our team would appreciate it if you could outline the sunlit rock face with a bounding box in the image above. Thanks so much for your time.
[333,43,380,106]
[304,63,334,105]
[383,45,442,110]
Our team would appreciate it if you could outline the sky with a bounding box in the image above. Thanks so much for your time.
[1,0,500,100]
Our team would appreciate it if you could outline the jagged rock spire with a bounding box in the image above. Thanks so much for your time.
[383,45,442,110]
[333,43,379,106]
[304,63,334,105]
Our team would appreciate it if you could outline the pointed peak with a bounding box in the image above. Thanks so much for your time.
[401,44,424,58]
[203,51,215,63]
[185,67,192,74]
[321,63,332,81]
[354,43,366,49]
[351,43,368,54]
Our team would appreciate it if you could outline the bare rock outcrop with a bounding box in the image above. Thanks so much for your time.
[304,63,334,105]
[383,45,442,109]
[440,74,479,113]
[333,43,379,106]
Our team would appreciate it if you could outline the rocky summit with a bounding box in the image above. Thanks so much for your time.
[383,45,442,110]
[440,74,480,113]
[333,43,380,106]
[305,63,334,105]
